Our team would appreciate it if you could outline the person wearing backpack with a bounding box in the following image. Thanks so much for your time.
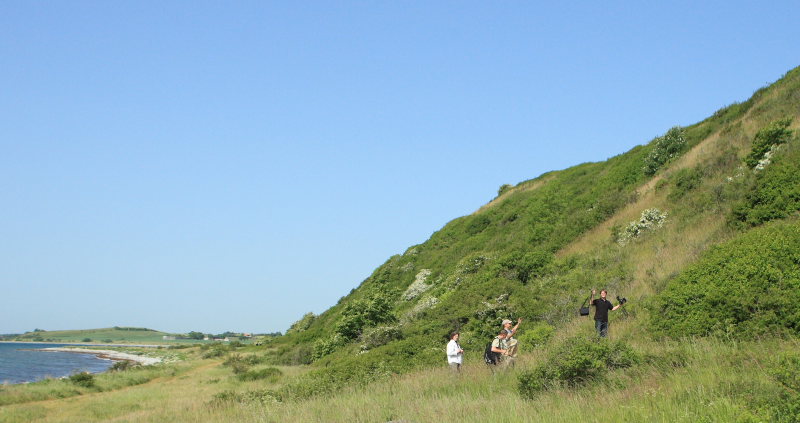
[446,332,464,372]
[484,330,508,370]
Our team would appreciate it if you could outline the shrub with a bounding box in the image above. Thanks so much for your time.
[210,389,282,407]
[616,208,668,245]
[494,250,553,284]
[360,325,403,351]
[668,167,704,200]
[312,334,345,360]
[643,126,687,175]
[744,117,793,169]
[334,290,396,340]
[201,343,230,359]
[68,372,95,388]
[402,269,433,300]
[81,338,92,343]
[515,322,554,349]
[236,367,282,383]
[517,336,640,399]
[731,139,800,227]
[286,312,316,335]
[651,220,800,338]
[222,353,265,374]
[110,360,138,372]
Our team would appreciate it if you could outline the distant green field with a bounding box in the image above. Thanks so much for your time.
[14,327,181,344]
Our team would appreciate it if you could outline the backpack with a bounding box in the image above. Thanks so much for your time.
[484,341,500,365]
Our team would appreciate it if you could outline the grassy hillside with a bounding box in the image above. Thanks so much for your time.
[1,65,799,422]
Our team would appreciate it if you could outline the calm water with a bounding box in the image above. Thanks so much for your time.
[0,342,113,384]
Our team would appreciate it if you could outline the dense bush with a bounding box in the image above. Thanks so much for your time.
[616,208,668,245]
[517,336,640,399]
[668,167,704,200]
[493,250,553,284]
[744,118,793,169]
[68,371,95,388]
[360,325,403,351]
[110,360,138,372]
[651,220,800,338]
[643,126,687,175]
[286,312,316,335]
[334,290,397,340]
[514,322,554,350]
[731,138,800,227]
[201,343,230,359]
[236,367,282,383]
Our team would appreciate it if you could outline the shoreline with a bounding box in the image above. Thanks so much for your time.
[40,348,162,366]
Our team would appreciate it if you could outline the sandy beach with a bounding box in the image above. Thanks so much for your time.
[41,348,162,366]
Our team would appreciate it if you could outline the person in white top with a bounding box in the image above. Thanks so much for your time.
[446,332,464,372]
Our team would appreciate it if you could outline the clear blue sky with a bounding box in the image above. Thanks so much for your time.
[1,2,798,334]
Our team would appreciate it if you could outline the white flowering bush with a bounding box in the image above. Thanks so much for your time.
[401,296,439,323]
[617,208,668,246]
[754,145,780,172]
[359,325,403,351]
[643,127,687,176]
[402,269,432,300]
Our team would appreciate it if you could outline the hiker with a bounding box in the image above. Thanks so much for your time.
[501,317,522,365]
[485,330,508,370]
[446,332,464,372]
[590,289,621,337]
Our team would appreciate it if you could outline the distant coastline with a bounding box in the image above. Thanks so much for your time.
[40,347,162,366]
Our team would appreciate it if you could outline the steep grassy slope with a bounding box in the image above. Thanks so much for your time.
[261,65,800,397]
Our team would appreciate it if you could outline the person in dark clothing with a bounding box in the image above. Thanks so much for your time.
[590,289,621,337]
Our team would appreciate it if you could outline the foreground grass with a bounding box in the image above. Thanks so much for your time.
[3,331,794,422]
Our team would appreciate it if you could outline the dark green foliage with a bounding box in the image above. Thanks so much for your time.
[643,126,687,175]
[286,312,316,335]
[82,338,92,342]
[744,118,793,169]
[335,290,397,340]
[236,367,282,383]
[360,325,403,350]
[68,372,95,388]
[312,335,346,360]
[223,353,265,374]
[517,336,640,399]
[498,184,513,197]
[514,322,554,349]
[200,343,230,358]
[651,221,800,338]
[187,331,205,340]
[210,389,283,406]
[110,360,138,372]
[668,167,704,200]
[732,137,800,227]
[285,335,441,400]
[494,249,553,284]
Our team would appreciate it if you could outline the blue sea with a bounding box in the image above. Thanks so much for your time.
[0,343,113,384]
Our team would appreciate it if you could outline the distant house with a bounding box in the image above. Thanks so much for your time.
[162,335,176,341]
